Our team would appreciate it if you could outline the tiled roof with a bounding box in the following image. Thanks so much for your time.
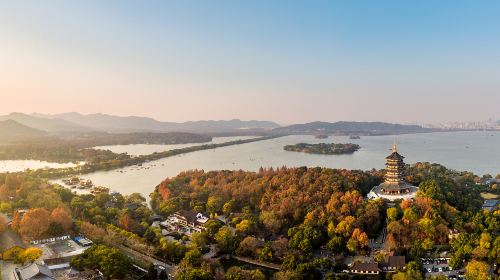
[17,263,54,280]
[350,262,381,272]
[177,210,198,224]
[386,152,404,160]
[0,229,26,251]
[380,182,413,191]
[387,256,406,267]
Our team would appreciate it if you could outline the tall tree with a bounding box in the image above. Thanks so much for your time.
[50,207,72,232]
[19,208,50,240]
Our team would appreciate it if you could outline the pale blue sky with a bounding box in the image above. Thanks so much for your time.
[1,1,499,124]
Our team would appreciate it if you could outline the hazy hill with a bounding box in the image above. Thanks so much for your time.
[0,120,47,143]
[0,112,89,132]
[271,121,430,136]
[34,112,280,134]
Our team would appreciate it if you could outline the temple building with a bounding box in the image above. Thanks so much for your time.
[367,143,417,201]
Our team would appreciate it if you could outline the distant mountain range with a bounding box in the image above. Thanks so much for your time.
[0,120,47,143]
[271,121,431,136]
[0,113,432,142]
[0,112,88,132]
[32,112,280,134]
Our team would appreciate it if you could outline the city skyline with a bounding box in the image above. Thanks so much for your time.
[1,1,500,124]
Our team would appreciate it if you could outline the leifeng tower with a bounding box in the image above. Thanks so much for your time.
[367,143,417,201]
[379,144,412,194]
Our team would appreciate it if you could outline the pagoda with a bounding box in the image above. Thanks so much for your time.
[367,143,417,200]
[379,143,412,194]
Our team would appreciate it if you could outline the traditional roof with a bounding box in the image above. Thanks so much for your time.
[43,256,73,266]
[386,255,406,268]
[176,210,198,224]
[380,181,412,191]
[149,214,163,222]
[0,229,26,252]
[350,262,381,272]
[386,151,405,160]
[16,263,54,280]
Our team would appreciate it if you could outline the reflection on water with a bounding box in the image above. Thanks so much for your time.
[0,160,79,173]
[70,131,499,198]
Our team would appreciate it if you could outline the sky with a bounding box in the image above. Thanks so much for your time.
[0,1,499,125]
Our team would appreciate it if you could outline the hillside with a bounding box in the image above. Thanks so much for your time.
[0,120,47,143]
[271,121,430,136]
[34,112,280,134]
[0,112,89,132]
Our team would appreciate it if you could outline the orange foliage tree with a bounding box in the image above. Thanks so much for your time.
[19,208,50,240]
[50,207,73,232]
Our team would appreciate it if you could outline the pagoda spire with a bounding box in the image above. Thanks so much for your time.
[393,140,397,153]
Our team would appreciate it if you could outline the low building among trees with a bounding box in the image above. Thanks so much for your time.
[160,210,209,235]
[0,216,26,260]
[382,255,406,272]
[481,199,499,211]
[15,262,54,280]
[349,262,381,275]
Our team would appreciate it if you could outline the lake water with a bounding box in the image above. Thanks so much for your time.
[94,136,258,156]
[63,131,499,198]
[0,160,79,173]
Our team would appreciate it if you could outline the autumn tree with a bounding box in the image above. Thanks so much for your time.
[118,212,137,232]
[260,211,283,234]
[465,260,491,280]
[387,207,400,221]
[0,215,7,233]
[50,207,72,232]
[206,196,223,214]
[19,208,50,240]
[79,221,106,241]
[16,247,43,264]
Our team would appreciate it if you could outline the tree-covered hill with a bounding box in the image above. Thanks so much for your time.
[271,121,430,136]
[0,120,47,143]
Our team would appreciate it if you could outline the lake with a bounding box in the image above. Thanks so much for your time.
[0,160,79,173]
[58,131,499,198]
[94,136,258,156]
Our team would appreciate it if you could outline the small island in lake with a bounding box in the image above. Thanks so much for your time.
[284,142,360,154]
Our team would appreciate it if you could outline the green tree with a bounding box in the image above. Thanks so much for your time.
[326,235,343,254]
[204,219,223,237]
[387,207,399,221]
[70,244,131,279]
[272,271,302,280]
[222,200,235,215]
[145,263,158,280]
[177,267,213,280]
[215,226,239,254]
[206,196,223,214]
[182,249,202,267]
[392,270,423,280]
[191,232,209,248]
